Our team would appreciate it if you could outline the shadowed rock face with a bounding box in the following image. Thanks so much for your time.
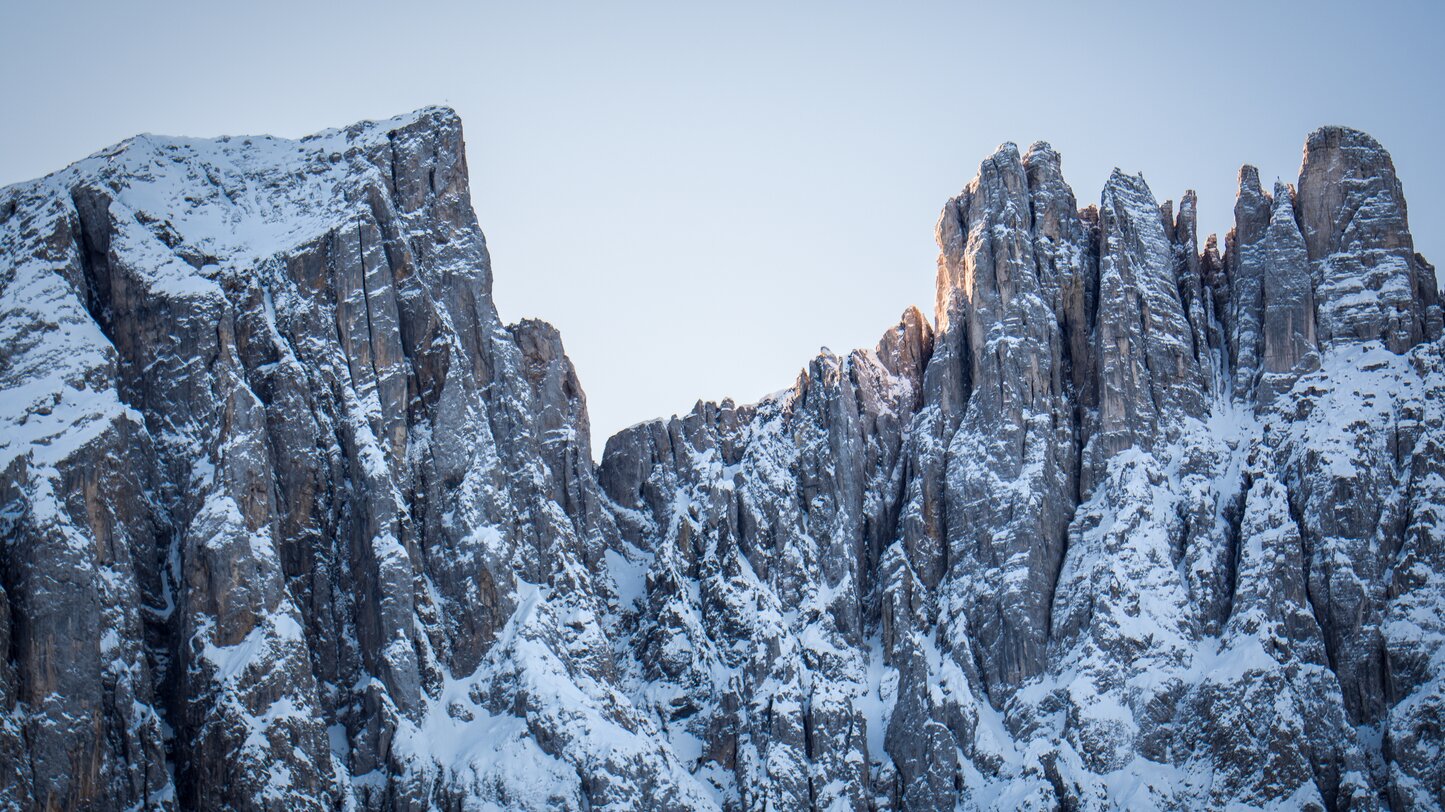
[1,113,1443,812]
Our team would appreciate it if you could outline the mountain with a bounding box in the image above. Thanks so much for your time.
[0,108,1440,811]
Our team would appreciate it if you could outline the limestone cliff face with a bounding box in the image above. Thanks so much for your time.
[1,112,1442,811]
[596,124,1444,812]
[0,109,700,811]
[1300,127,1441,352]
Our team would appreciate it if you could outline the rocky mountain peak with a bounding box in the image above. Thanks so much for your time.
[1,112,1442,811]
[1298,123,1439,353]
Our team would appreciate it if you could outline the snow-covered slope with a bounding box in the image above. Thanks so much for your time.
[0,112,1441,811]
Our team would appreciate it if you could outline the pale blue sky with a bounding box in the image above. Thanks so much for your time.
[3,1,1441,454]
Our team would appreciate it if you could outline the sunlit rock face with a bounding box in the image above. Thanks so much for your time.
[1,111,1442,811]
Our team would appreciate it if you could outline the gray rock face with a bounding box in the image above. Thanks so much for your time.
[1258,182,1320,402]
[1170,190,1221,397]
[934,141,1078,701]
[1226,165,1273,400]
[0,108,701,811]
[2,113,1443,811]
[1299,126,1441,352]
[599,308,932,810]
[1088,168,1208,473]
[1224,172,1321,407]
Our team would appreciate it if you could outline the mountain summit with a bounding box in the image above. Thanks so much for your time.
[1,109,1441,810]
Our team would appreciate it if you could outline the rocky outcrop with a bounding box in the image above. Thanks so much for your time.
[1,112,1442,811]
[1300,126,1441,352]
[595,125,1444,811]
[933,141,1078,701]
[599,307,932,809]
[1226,165,1272,400]
[1088,168,1208,472]
[0,108,703,811]
[1258,181,1320,402]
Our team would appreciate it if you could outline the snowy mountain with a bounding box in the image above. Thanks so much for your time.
[0,109,1440,811]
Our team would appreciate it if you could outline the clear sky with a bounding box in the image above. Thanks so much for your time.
[3,1,1442,456]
